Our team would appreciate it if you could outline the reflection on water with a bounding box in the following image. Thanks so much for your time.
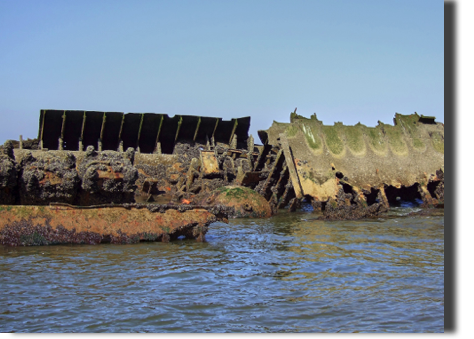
[0,207,444,333]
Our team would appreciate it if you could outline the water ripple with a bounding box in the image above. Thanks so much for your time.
[0,208,444,332]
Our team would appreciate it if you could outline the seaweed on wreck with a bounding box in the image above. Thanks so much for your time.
[0,218,103,246]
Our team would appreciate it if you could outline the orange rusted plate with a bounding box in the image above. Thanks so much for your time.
[97,167,124,180]
[200,151,219,175]
[0,205,218,246]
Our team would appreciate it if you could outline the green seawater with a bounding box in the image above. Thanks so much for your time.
[0,205,444,333]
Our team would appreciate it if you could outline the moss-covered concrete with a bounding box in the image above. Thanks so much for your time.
[429,131,444,154]
[0,141,18,205]
[395,113,425,151]
[342,123,365,155]
[322,125,345,156]
[259,112,444,207]
[380,123,408,155]
[364,125,387,155]
[210,186,272,218]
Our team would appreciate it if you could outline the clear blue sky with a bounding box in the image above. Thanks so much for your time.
[0,0,443,142]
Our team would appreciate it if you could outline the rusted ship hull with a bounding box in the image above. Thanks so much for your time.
[0,108,445,245]
[0,204,228,246]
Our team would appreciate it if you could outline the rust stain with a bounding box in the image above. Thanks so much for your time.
[38,172,63,185]
[97,167,124,180]
[200,152,220,175]
[137,169,148,176]
[0,205,218,246]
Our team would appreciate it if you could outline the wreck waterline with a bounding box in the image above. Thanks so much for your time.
[1,109,444,245]
[0,204,230,246]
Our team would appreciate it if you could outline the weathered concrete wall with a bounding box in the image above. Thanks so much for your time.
[258,112,444,217]
[16,150,80,205]
[0,141,18,205]
[11,147,138,206]
[7,142,274,219]
[76,147,138,205]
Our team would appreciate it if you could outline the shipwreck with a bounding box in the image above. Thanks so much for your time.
[0,109,444,245]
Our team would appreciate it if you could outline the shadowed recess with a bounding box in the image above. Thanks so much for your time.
[40,110,64,150]
[234,117,251,148]
[35,110,257,154]
[62,110,84,151]
[102,112,124,151]
[213,119,235,145]
[121,113,142,151]
[195,117,219,144]
[176,115,201,143]
[138,114,163,154]
[158,115,181,154]
[82,111,104,150]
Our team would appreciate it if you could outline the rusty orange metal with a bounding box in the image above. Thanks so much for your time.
[97,166,124,180]
[200,151,219,175]
[0,205,220,246]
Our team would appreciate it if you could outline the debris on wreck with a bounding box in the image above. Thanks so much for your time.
[0,108,444,245]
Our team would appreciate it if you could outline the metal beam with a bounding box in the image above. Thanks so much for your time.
[136,113,145,147]
[99,112,107,141]
[175,116,183,142]
[60,110,67,140]
[212,118,219,139]
[229,119,238,145]
[193,117,201,141]
[279,133,303,199]
[39,110,46,144]
[117,113,125,142]
[80,111,87,140]
[155,114,164,146]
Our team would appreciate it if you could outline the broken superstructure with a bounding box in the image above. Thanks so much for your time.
[0,109,444,245]
[258,110,444,219]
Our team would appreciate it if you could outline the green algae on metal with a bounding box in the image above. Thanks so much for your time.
[213,186,272,218]
[395,113,425,150]
[365,126,387,154]
[322,125,344,155]
[379,123,408,154]
[342,123,365,154]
